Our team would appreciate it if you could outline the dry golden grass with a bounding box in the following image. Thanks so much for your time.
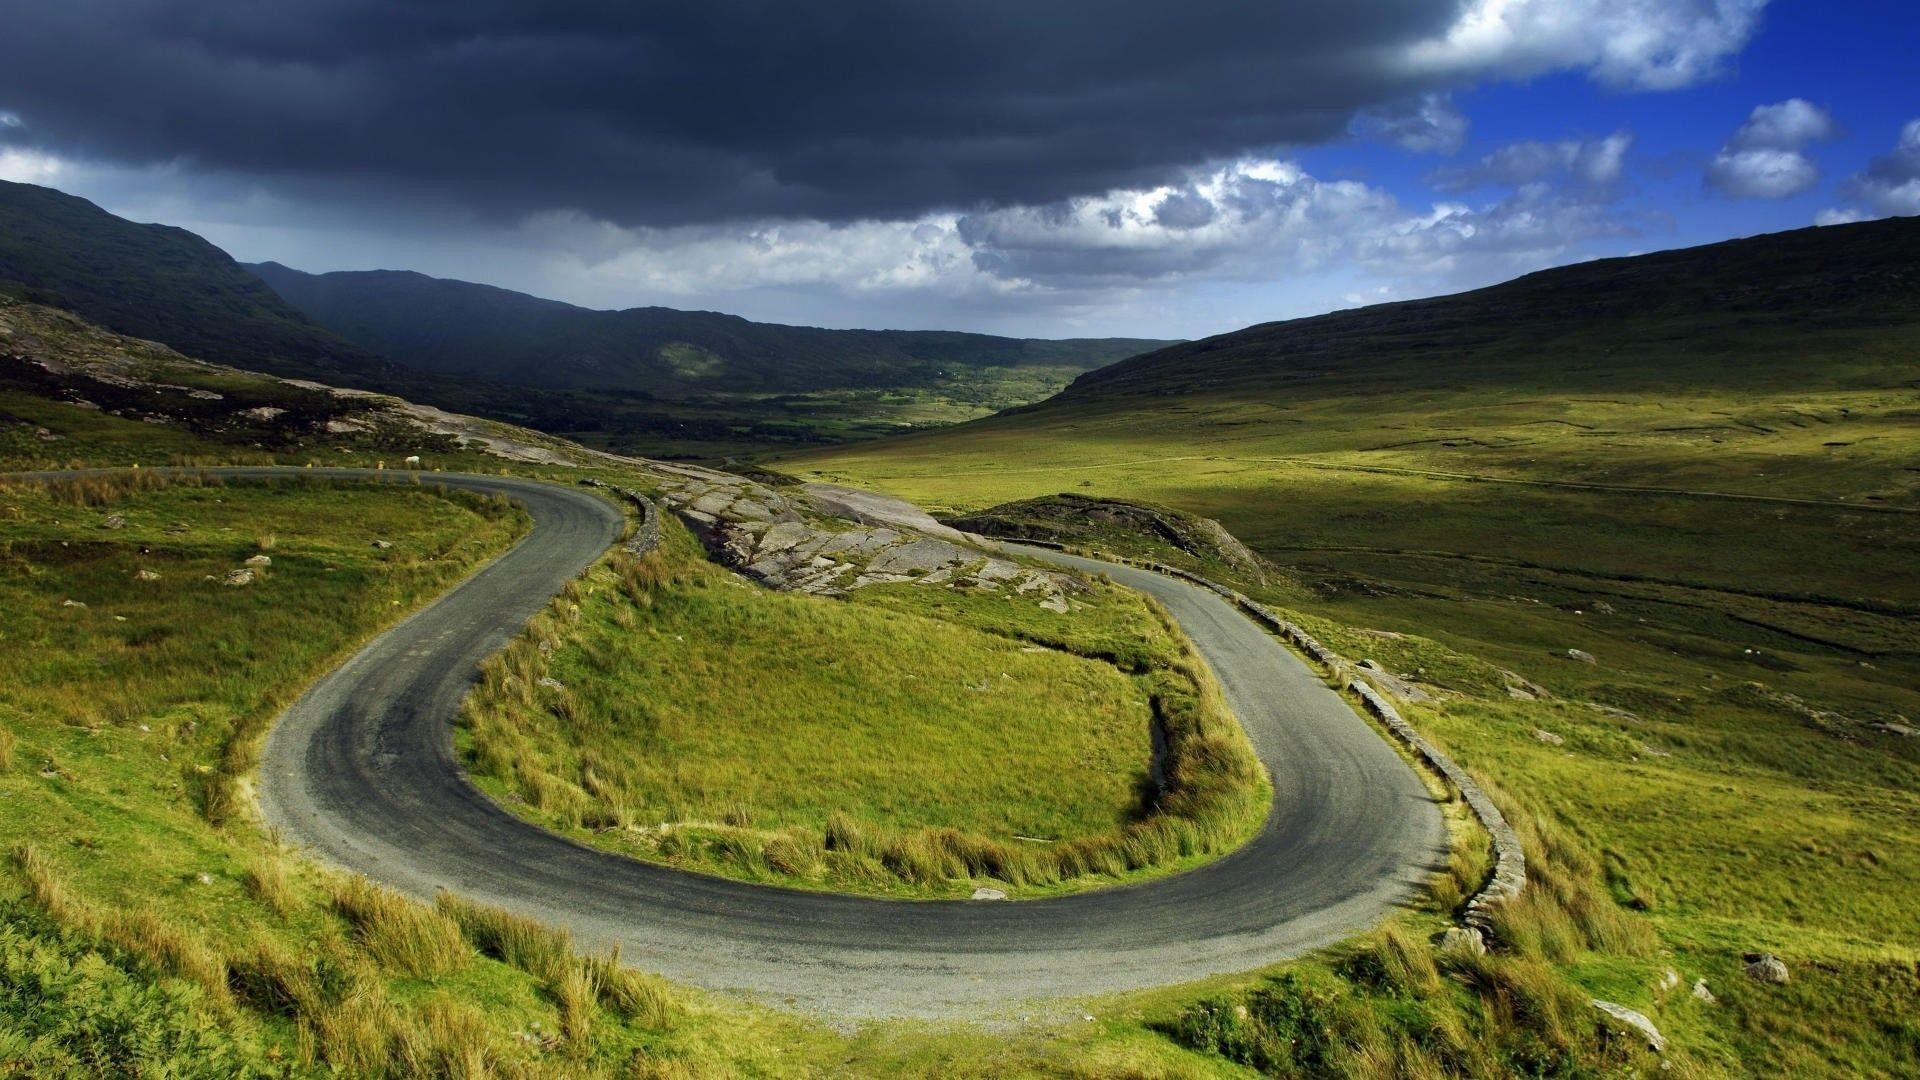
[330,876,471,979]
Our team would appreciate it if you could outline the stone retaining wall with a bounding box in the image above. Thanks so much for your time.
[997,537,1526,935]
[581,479,661,555]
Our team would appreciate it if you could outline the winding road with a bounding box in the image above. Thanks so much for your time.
[76,467,1445,1017]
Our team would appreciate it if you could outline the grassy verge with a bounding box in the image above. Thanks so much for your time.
[459,512,1268,898]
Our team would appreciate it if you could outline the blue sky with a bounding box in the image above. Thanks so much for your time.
[2,0,1915,339]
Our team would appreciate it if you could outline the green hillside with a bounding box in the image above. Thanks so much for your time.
[791,219,1920,1072]
[0,180,385,380]
[249,262,1169,398]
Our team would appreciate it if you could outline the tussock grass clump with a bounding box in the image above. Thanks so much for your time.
[243,855,295,917]
[0,726,14,773]
[436,891,571,984]
[330,877,470,978]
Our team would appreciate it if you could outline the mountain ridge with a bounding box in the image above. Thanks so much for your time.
[246,259,1172,397]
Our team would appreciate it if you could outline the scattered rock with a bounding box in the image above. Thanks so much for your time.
[1874,722,1915,737]
[102,514,125,530]
[1637,742,1672,758]
[1507,685,1537,700]
[195,872,215,886]
[1566,648,1598,664]
[370,539,393,550]
[244,554,272,568]
[970,887,1008,901]
[61,598,86,608]
[537,677,565,691]
[1656,969,1680,993]
[1591,1000,1666,1053]
[223,568,255,587]
[1439,926,1486,956]
[135,569,161,582]
[1744,953,1789,985]
[1532,729,1565,747]
[1359,659,1435,702]
[1591,599,1616,614]
[242,406,286,422]
[1692,978,1716,1004]
[1039,594,1070,614]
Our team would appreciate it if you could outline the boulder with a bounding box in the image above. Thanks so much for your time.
[244,554,272,568]
[134,569,161,582]
[1744,953,1789,984]
[370,539,393,550]
[1590,1000,1666,1053]
[102,514,125,530]
[1566,648,1598,664]
[970,887,1008,901]
[223,568,255,587]
[1691,978,1716,1004]
[1532,729,1565,746]
[1438,926,1486,956]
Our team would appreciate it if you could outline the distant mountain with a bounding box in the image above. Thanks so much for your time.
[247,262,1171,397]
[0,179,1169,456]
[0,180,386,380]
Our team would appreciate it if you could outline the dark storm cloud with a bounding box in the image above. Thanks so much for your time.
[0,0,1465,225]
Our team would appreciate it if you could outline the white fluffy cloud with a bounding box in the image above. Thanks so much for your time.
[1728,99,1837,149]
[490,147,1643,337]
[1402,0,1768,91]
[1707,99,1835,199]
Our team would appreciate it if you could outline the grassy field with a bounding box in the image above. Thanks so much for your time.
[460,512,1267,898]
[0,409,1861,1078]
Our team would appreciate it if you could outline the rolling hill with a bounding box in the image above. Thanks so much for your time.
[0,179,387,380]
[248,261,1170,398]
[0,179,1169,455]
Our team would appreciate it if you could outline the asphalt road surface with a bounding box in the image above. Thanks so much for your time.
[72,467,1444,1017]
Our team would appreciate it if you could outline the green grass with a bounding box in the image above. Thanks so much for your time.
[460,513,1268,898]
[0,470,812,1076]
[0,443,1285,1078]
[782,343,1920,1072]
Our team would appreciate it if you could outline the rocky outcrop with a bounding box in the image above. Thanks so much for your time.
[943,492,1266,579]
[651,470,1080,607]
